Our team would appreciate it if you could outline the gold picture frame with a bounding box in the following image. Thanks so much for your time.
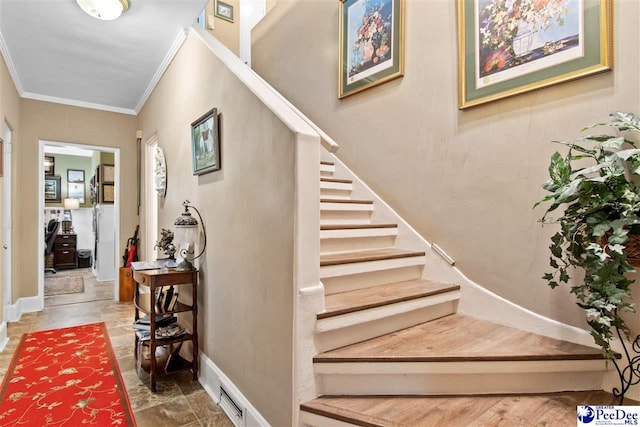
[338,0,405,99]
[457,0,613,109]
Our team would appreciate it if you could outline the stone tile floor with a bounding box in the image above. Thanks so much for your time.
[1,268,234,427]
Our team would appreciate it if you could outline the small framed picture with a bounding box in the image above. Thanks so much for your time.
[44,156,55,176]
[101,164,115,183]
[67,169,85,183]
[215,0,234,22]
[44,176,62,203]
[191,108,221,175]
[102,183,115,203]
[67,182,85,204]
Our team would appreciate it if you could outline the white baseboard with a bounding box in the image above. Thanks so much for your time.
[6,296,43,322]
[199,351,271,427]
[0,321,7,351]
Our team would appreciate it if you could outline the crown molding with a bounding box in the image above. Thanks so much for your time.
[22,91,137,115]
[134,27,188,113]
[0,30,25,95]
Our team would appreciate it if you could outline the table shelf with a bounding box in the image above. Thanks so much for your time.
[132,267,198,392]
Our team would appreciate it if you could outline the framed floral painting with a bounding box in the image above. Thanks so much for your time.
[339,0,405,98]
[457,0,613,109]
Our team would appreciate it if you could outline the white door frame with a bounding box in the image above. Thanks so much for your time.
[2,122,12,323]
[143,135,159,261]
[38,140,121,305]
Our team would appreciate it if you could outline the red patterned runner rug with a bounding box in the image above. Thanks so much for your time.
[0,322,136,426]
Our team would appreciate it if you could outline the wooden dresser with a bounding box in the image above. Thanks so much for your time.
[54,233,77,269]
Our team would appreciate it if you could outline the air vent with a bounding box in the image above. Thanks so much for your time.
[220,385,244,426]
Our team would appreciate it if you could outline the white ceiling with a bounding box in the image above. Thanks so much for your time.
[0,0,208,115]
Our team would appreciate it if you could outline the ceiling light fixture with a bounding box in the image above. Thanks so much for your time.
[76,0,129,21]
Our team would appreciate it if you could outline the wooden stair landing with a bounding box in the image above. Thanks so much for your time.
[319,279,459,319]
[301,391,635,427]
[314,314,605,363]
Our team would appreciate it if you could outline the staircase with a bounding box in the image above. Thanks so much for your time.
[300,158,617,426]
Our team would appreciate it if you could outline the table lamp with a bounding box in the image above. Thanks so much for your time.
[62,198,80,233]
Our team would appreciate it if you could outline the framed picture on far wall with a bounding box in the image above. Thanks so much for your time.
[68,182,85,204]
[44,176,61,203]
[457,0,613,109]
[215,0,234,22]
[339,0,405,99]
[191,108,221,175]
[67,169,85,183]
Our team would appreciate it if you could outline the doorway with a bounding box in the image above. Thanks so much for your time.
[2,122,11,323]
[38,140,120,308]
[144,135,159,261]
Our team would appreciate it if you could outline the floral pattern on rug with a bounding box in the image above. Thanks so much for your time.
[0,322,136,426]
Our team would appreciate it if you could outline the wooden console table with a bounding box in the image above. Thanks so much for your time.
[132,268,198,392]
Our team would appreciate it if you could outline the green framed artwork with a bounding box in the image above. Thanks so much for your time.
[339,0,405,99]
[457,0,613,109]
[44,176,61,203]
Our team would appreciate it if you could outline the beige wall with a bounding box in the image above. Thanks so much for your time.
[205,0,240,55]
[252,0,640,334]
[0,51,21,323]
[138,31,294,426]
[17,100,137,301]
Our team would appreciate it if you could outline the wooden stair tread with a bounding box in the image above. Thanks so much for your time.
[321,161,335,166]
[321,224,398,231]
[301,391,636,427]
[319,280,459,319]
[314,314,608,362]
[321,198,373,204]
[320,249,425,267]
[321,177,353,184]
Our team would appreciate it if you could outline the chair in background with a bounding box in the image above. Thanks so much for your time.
[45,219,59,274]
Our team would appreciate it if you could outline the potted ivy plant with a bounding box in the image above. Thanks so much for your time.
[535,111,640,360]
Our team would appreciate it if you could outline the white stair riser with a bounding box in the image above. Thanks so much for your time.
[322,264,425,295]
[320,181,353,192]
[320,164,336,177]
[316,298,458,352]
[321,203,374,212]
[320,256,425,280]
[320,211,372,226]
[320,188,352,200]
[316,365,606,395]
[321,227,398,240]
[301,412,358,427]
[321,235,396,254]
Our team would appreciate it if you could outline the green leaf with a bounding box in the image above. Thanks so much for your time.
[569,163,607,180]
[608,244,625,255]
[555,179,583,204]
[559,269,570,283]
[548,152,570,186]
[615,148,640,160]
